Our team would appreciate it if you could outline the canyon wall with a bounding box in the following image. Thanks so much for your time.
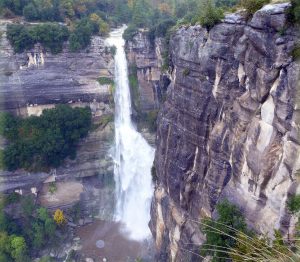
[0,20,115,197]
[150,3,300,261]
[125,30,170,112]
[0,20,114,114]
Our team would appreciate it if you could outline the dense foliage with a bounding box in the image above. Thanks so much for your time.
[0,105,92,171]
[201,200,248,262]
[7,23,69,53]
[199,0,224,29]
[0,194,64,261]
[0,0,130,24]
[287,194,300,214]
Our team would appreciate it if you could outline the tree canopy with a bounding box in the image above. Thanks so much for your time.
[0,105,92,171]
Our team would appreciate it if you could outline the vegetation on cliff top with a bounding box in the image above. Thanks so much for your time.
[7,23,69,53]
[0,105,92,171]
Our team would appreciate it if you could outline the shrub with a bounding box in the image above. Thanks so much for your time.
[4,192,20,205]
[240,0,270,16]
[97,77,114,85]
[290,44,300,60]
[1,105,92,171]
[6,24,35,53]
[199,0,224,30]
[48,182,57,194]
[286,0,300,25]
[183,68,190,76]
[287,194,300,214]
[69,18,93,52]
[123,24,138,41]
[201,200,248,261]
[151,165,157,183]
[53,209,66,226]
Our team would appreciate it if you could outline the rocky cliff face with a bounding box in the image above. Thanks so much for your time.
[126,30,170,112]
[0,20,115,196]
[150,3,300,261]
[0,20,114,113]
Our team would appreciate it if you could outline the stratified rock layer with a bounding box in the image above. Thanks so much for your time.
[150,4,300,261]
[126,30,169,111]
[0,20,114,112]
[0,20,115,193]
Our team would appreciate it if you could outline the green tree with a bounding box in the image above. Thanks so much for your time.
[201,200,248,262]
[21,196,35,218]
[10,236,28,262]
[23,3,38,20]
[287,194,300,214]
[199,0,224,30]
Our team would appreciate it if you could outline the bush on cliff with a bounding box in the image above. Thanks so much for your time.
[0,105,92,171]
[123,24,138,41]
[199,0,224,30]
[240,0,270,16]
[201,200,248,261]
[287,0,300,25]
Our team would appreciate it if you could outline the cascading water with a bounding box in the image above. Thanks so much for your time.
[106,26,155,241]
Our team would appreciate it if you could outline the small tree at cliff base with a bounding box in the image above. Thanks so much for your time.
[53,209,66,226]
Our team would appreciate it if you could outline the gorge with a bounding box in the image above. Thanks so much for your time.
[0,1,299,261]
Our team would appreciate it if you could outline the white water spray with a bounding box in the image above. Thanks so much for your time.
[106,26,155,241]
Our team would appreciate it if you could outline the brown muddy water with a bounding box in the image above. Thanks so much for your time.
[76,220,154,262]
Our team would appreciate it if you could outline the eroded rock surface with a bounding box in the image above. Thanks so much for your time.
[0,20,115,193]
[126,30,170,111]
[151,4,300,261]
[0,20,114,112]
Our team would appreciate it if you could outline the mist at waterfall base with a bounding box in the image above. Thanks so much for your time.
[106,26,155,241]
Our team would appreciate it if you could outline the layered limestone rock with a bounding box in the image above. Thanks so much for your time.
[151,3,300,261]
[0,20,115,193]
[126,30,170,112]
[0,20,114,113]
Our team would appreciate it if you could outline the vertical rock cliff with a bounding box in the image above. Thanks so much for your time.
[126,30,170,112]
[150,3,300,261]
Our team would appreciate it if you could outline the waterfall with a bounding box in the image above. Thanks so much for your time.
[106,26,155,241]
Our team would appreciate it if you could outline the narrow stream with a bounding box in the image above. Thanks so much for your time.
[106,26,155,241]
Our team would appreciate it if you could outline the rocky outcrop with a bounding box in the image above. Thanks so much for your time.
[151,3,300,261]
[0,20,115,193]
[0,20,114,113]
[126,30,170,112]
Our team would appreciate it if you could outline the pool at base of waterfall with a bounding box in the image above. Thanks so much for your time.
[75,220,154,262]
